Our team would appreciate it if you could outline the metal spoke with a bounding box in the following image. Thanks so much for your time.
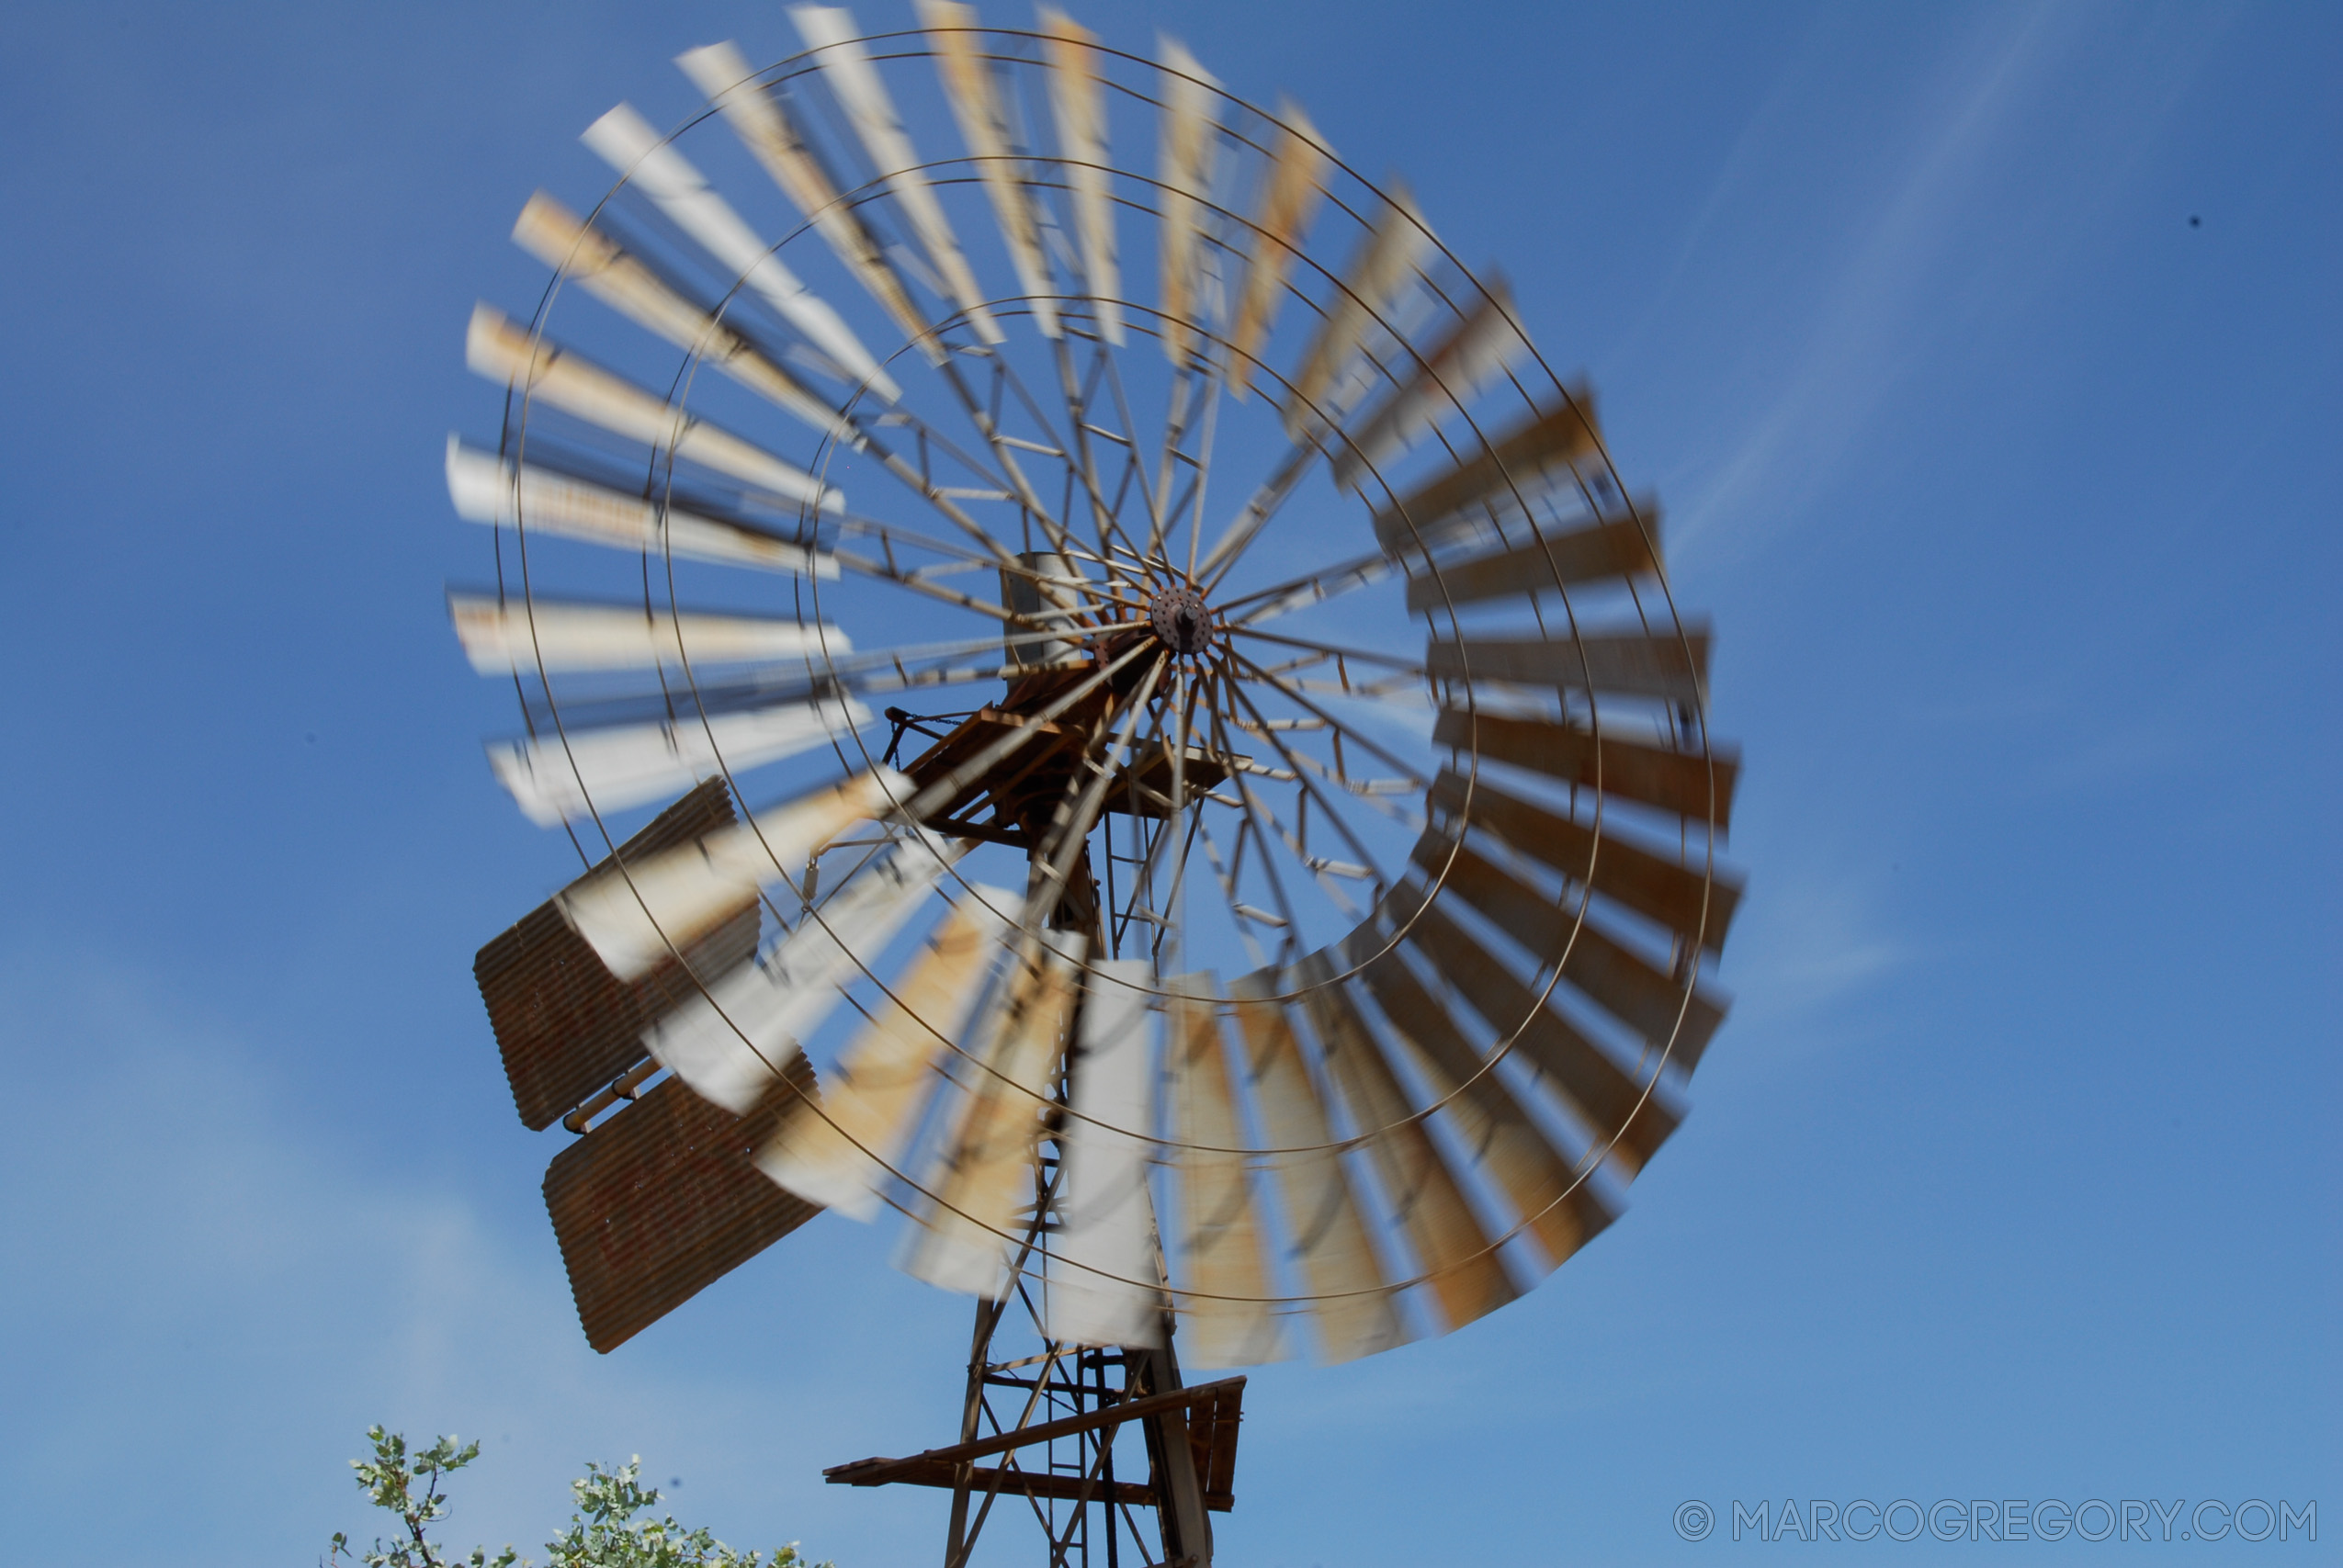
[1222,644,1430,788]
[1227,622,1427,677]
[1218,667,1398,904]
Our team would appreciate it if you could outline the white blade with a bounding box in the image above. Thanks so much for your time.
[449,593,847,673]
[758,886,1015,1216]
[1228,970,1409,1363]
[1283,185,1426,441]
[921,0,1060,337]
[643,831,964,1113]
[560,766,911,979]
[676,39,934,373]
[1330,280,1527,494]
[444,438,837,576]
[580,103,891,401]
[512,191,855,435]
[788,6,1005,344]
[488,695,873,828]
[1163,973,1285,1368]
[899,929,1085,1295]
[1224,107,1329,400]
[1043,958,1166,1348]
[1038,7,1122,344]
[466,305,842,510]
[1155,38,1219,369]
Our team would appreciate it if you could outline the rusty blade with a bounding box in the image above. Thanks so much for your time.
[512,191,852,434]
[1425,768,1742,956]
[643,832,964,1113]
[1346,933,1618,1271]
[922,0,1060,337]
[790,6,1004,344]
[486,695,872,828]
[1038,6,1122,344]
[448,593,843,673]
[1156,38,1219,369]
[900,929,1083,1294]
[559,766,911,981]
[476,779,758,1130]
[1330,280,1526,494]
[1430,706,1737,831]
[1423,626,1710,703]
[1370,397,1605,556]
[1165,974,1286,1367]
[1295,953,1519,1334]
[759,885,1013,1216]
[544,1065,821,1352]
[1045,958,1167,1348]
[444,440,836,577]
[578,103,889,403]
[1223,106,1329,400]
[467,305,840,511]
[1404,514,1662,615]
[1410,828,1727,1075]
[1228,970,1409,1363]
[1283,184,1426,442]
[675,39,931,374]
[1392,886,1679,1176]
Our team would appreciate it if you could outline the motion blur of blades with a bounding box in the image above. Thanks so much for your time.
[447,22,1745,1511]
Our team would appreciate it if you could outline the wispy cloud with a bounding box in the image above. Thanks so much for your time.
[1666,2,2071,561]
[0,950,940,1564]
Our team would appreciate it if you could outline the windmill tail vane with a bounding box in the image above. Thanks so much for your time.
[455,7,1741,1564]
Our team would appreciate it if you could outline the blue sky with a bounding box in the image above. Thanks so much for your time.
[0,2,2335,1563]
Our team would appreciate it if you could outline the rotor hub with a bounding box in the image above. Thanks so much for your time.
[1147,585,1215,656]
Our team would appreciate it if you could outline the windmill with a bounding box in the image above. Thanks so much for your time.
[455,9,1741,1566]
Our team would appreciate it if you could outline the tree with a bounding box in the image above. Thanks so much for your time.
[329,1427,824,1568]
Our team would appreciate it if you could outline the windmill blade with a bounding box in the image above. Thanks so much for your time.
[1371,397,1605,556]
[675,40,931,376]
[476,779,761,1130]
[1423,626,1710,703]
[444,439,837,576]
[900,929,1084,1294]
[1426,768,1743,955]
[544,1064,821,1353]
[1403,513,1661,615]
[580,102,891,402]
[489,694,874,828]
[1431,705,1737,831]
[644,832,965,1114]
[560,766,912,981]
[450,593,847,674]
[1343,931,1618,1270]
[1223,107,1328,400]
[1409,829,1728,1075]
[1330,281,1527,494]
[467,305,842,511]
[513,191,855,436]
[788,6,1006,344]
[1292,953,1518,1334]
[1283,184,1426,442]
[1391,886,1680,1176]
[759,885,1015,1216]
[920,0,1060,338]
[1155,38,1220,370]
[1038,6,1122,344]
[1163,974,1285,1368]
[1044,958,1168,1349]
[1227,970,1409,1363]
